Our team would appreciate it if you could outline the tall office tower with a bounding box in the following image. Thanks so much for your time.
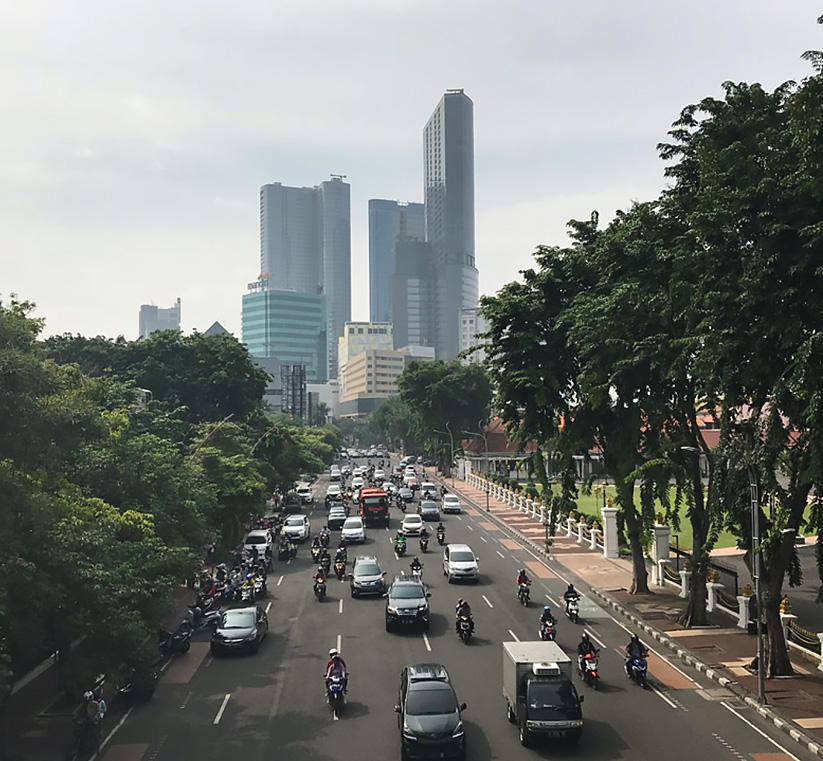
[392,241,436,350]
[424,89,478,359]
[258,176,351,378]
[368,200,425,323]
[138,297,181,338]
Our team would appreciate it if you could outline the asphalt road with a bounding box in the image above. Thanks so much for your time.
[100,465,815,761]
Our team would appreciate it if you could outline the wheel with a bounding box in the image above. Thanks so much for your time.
[401,742,410,761]
[506,702,516,723]
[519,723,531,747]
[351,588,357,598]
[180,640,191,654]
[385,620,393,633]
[250,640,260,654]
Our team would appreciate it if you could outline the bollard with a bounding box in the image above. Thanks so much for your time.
[566,516,574,537]
[706,581,724,613]
[817,634,823,672]
[590,528,600,551]
[577,520,587,545]
[600,507,619,559]
[656,559,671,587]
[679,569,689,599]
[736,595,751,630]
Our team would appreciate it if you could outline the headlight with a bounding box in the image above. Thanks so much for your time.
[387,606,398,614]
[452,721,465,738]
[418,605,428,612]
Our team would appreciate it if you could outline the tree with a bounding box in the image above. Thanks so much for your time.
[369,397,422,453]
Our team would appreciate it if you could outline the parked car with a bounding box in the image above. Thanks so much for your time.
[296,485,314,504]
[443,543,479,584]
[243,529,272,565]
[211,606,268,656]
[350,555,387,597]
[341,516,366,544]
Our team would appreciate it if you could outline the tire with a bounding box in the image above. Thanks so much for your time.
[519,723,531,747]
[351,589,357,598]
[385,620,393,633]
[506,702,516,724]
[180,640,191,654]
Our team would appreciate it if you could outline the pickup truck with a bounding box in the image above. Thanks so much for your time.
[502,641,584,747]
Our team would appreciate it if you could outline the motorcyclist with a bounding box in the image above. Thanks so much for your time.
[436,522,445,535]
[539,605,557,628]
[313,566,327,592]
[625,634,648,676]
[72,691,103,752]
[335,544,347,563]
[516,568,532,588]
[410,556,423,575]
[577,631,598,673]
[394,529,406,545]
[311,535,321,550]
[455,598,474,633]
[320,526,331,546]
[419,526,430,542]
[563,583,580,613]
[325,648,348,693]
[242,572,256,598]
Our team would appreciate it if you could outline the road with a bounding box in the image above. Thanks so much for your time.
[99,466,814,761]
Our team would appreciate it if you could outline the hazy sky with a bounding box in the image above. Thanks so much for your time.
[2,1,820,339]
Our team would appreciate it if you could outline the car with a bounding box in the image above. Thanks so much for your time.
[442,494,462,514]
[405,466,417,476]
[350,555,387,597]
[407,477,421,492]
[210,605,268,655]
[401,514,424,537]
[326,484,342,498]
[420,482,437,498]
[443,544,479,584]
[385,576,430,632]
[396,663,466,759]
[296,485,314,504]
[341,464,352,476]
[351,476,365,489]
[373,469,386,481]
[329,469,342,483]
[384,482,398,496]
[404,663,451,684]
[328,507,348,530]
[419,500,440,522]
[341,516,366,543]
[243,529,273,564]
[282,514,310,542]
[399,487,415,503]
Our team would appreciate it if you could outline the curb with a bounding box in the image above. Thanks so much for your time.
[443,475,823,759]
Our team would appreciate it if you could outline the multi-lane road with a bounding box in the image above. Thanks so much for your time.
[100,467,812,761]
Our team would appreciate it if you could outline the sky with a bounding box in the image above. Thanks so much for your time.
[1,1,820,339]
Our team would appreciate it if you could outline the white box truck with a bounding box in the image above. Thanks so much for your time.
[502,641,584,748]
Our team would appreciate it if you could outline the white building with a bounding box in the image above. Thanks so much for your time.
[138,298,181,338]
[458,307,487,364]
[337,321,394,387]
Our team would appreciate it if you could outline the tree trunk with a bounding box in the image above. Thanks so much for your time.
[764,578,794,677]
[681,565,707,627]
[620,481,649,594]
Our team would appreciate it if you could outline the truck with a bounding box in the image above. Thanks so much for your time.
[502,641,584,748]
[358,487,390,527]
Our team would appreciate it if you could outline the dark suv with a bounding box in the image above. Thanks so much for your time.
[350,556,387,598]
[396,663,467,760]
[385,576,430,632]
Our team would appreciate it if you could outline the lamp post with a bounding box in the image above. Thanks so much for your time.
[463,420,490,512]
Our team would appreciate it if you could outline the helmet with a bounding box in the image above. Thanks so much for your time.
[246,573,253,580]
[581,632,590,641]
[520,568,527,575]
[329,648,339,658]
[543,605,551,612]
[457,598,464,606]
[630,633,640,643]
[567,583,575,591]
[83,691,93,701]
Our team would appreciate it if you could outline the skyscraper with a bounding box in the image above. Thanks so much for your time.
[424,89,478,359]
[392,240,435,350]
[138,298,181,338]
[258,175,351,377]
[368,200,425,323]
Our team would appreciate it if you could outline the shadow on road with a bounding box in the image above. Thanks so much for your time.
[338,699,370,718]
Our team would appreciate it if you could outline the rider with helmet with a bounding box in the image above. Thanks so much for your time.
[577,631,598,673]
[516,568,532,587]
[625,634,647,676]
[325,648,348,692]
[540,605,557,627]
[455,598,474,633]
[563,583,580,613]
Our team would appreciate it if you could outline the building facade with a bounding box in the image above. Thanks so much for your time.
[241,285,328,382]
[138,298,181,338]
[368,199,425,324]
[458,307,487,364]
[391,240,436,350]
[281,363,308,422]
[424,90,478,360]
[258,175,351,378]
[337,321,394,380]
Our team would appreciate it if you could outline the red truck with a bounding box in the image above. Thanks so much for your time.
[359,487,390,527]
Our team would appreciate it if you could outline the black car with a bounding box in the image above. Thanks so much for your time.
[350,556,387,598]
[399,487,415,503]
[396,666,467,760]
[385,577,430,632]
[211,606,268,655]
[419,500,440,522]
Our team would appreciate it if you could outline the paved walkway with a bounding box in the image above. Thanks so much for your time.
[446,474,823,749]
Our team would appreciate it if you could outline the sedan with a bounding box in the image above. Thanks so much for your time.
[211,606,268,655]
[351,476,365,489]
[442,494,462,514]
[399,487,415,503]
[373,469,386,481]
[419,500,440,522]
[282,514,310,542]
[401,514,424,537]
[350,556,387,597]
[328,507,348,531]
[341,516,366,544]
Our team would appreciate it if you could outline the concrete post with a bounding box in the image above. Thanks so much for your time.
[655,559,671,587]
[736,595,751,630]
[601,507,619,559]
[679,570,689,599]
[780,613,798,649]
[577,520,587,545]
[590,528,600,551]
[651,524,671,564]
[706,582,724,613]
[817,634,823,672]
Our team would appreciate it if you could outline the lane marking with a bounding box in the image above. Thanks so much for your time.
[720,701,803,761]
[265,602,272,614]
[286,559,291,566]
[584,629,606,649]
[545,593,561,607]
[336,633,342,652]
[480,536,488,543]
[466,525,474,531]
[422,633,432,652]
[213,693,231,725]
[277,575,284,586]
[496,550,505,558]
[89,705,134,759]
[507,629,520,641]
[205,656,213,668]
[179,690,193,710]
[650,684,678,709]
[456,516,463,521]
[339,599,343,614]
[482,595,494,609]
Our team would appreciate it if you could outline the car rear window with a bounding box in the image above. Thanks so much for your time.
[285,517,304,526]
[245,536,267,544]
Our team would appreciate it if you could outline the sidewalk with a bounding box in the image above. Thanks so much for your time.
[4,585,195,761]
[446,474,823,756]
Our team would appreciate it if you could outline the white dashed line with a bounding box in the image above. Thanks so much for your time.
[496,550,505,558]
[339,599,343,614]
[480,536,488,543]
[584,629,606,649]
[336,633,342,652]
[422,633,432,651]
[482,595,494,609]
[179,690,192,710]
[650,684,678,709]
[265,602,272,614]
[213,693,231,724]
[277,575,284,586]
[545,593,561,607]
[507,629,520,641]
[456,516,463,521]
[466,524,473,531]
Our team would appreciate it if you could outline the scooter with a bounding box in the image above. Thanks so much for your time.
[314,580,327,601]
[187,604,220,631]
[395,539,407,557]
[334,560,346,581]
[420,536,429,553]
[517,582,531,606]
[311,545,322,563]
[539,619,556,641]
[320,555,332,575]
[436,528,445,546]
[628,653,648,688]
[579,652,600,689]
[457,615,473,644]
[158,622,192,656]
[566,596,580,623]
[278,544,291,561]
[411,563,423,581]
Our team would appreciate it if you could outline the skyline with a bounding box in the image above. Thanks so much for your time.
[2,1,820,339]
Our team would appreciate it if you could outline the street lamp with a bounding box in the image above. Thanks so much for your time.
[463,420,490,512]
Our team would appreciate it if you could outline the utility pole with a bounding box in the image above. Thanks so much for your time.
[464,420,490,512]
[749,465,767,704]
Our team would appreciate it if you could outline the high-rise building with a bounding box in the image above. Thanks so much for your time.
[458,307,488,364]
[281,363,308,422]
[392,241,435,350]
[424,89,478,359]
[368,200,425,323]
[337,321,394,401]
[241,283,328,382]
[258,175,351,377]
[138,298,181,338]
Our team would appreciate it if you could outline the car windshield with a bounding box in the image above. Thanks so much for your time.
[444,496,458,502]
[343,519,362,529]
[527,681,577,710]
[450,551,475,562]
[355,563,381,576]
[421,502,437,509]
[221,611,256,629]
[405,517,422,524]
[285,517,304,526]
[245,536,266,544]
[391,584,425,599]
[405,687,457,716]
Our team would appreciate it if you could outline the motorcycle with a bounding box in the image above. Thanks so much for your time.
[188,604,220,631]
[395,538,406,556]
[314,579,327,601]
[517,583,531,606]
[289,541,298,560]
[240,584,256,603]
[457,614,473,644]
[566,596,580,623]
[326,674,346,715]
[579,652,600,689]
[253,575,266,597]
[311,545,321,562]
[397,499,406,513]
[320,532,330,548]
[410,563,423,581]
[334,560,346,581]
[628,653,648,688]
[278,543,291,561]
[420,536,429,553]
[539,619,557,641]
[320,555,331,575]
[111,666,158,711]
[436,528,445,546]
[158,621,192,657]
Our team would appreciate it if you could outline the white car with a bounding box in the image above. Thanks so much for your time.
[442,494,462,514]
[351,476,365,489]
[405,466,416,476]
[282,514,310,542]
[443,543,479,583]
[420,482,437,497]
[401,514,424,537]
[326,484,342,499]
[373,468,386,480]
[341,516,366,544]
[243,529,273,565]
[296,485,314,504]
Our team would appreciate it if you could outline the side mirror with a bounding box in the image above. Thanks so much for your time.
[394,705,401,713]
[579,695,585,703]
[426,592,432,598]
[460,702,467,711]
[381,571,387,576]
